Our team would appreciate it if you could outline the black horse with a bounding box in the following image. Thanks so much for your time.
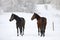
[9,13,25,36]
[31,13,47,37]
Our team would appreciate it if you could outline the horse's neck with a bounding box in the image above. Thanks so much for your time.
[36,16,41,20]
[14,15,21,21]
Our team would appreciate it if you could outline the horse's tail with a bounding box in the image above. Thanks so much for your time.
[42,17,47,30]
[23,18,25,29]
[44,18,47,30]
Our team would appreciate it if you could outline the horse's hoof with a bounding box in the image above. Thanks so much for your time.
[21,34,23,36]
[41,35,42,37]
[41,34,43,37]
[38,33,40,36]
[17,35,19,36]
[38,34,40,36]
[20,33,24,36]
[43,34,45,37]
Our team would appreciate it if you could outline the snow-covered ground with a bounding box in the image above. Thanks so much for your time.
[0,4,60,40]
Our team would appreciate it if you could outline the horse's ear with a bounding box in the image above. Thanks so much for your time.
[12,13,14,15]
[34,13,36,14]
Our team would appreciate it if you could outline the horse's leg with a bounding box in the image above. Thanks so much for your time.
[38,28,39,35]
[41,25,45,37]
[43,31,45,37]
[20,27,23,36]
[40,26,43,37]
[22,26,25,35]
[22,21,25,36]
[43,20,47,37]
[38,27,41,36]
[42,30,45,37]
[37,24,41,36]
[16,23,19,36]
[43,26,46,37]
[41,30,43,37]
[41,29,45,37]
[17,27,19,36]
[21,24,25,36]
[43,23,47,37]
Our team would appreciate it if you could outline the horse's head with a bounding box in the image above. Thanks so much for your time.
[9,14,15,22]
[31,13,40,20]
[31,13,37,20]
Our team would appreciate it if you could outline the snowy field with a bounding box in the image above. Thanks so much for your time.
[0,4,60,40]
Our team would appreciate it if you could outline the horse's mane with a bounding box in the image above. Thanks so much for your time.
[12,14,19,18]
[34,13,40,18]
[12,13,23,21]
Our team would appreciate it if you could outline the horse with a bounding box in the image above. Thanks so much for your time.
[31,13,47,37]
[9,13,25,36]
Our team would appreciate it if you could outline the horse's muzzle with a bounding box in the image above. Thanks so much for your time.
[9,19,11,22]
[31,18,33,20]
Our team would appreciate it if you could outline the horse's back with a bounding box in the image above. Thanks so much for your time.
[16,17,25,27]
[41,17,47,23]
[37,17,47,25]
[41,17,47,29]
[20,18,25,25]
[37,17,47,29]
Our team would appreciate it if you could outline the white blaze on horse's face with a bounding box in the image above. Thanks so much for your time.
[9,14,14,21]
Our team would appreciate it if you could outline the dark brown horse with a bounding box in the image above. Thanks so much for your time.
[31,13,47,37]
[9,13,25,36]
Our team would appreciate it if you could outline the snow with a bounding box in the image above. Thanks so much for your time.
[0,4,60,40]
